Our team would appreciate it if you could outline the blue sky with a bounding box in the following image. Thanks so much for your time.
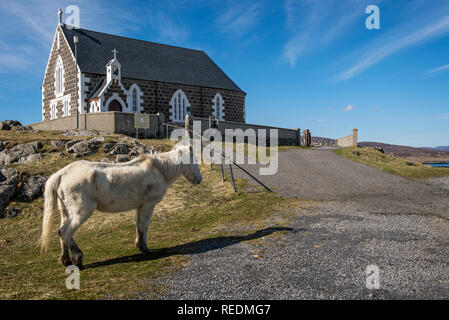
[0,0,448,147]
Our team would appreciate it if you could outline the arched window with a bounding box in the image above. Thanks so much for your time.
[132,88,137,113]
[55,56,64,97]
[127,84,142,114]
[170,89,190,122]
[212,93,224,121]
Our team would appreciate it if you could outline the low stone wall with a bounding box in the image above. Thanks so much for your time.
[188,118,300,146]
[337,129,358,147]
[30,112,301,146]
[30,112,162,138]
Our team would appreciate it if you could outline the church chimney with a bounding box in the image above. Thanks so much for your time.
[58,8,63,25]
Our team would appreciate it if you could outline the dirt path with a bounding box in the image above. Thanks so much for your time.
[158,148,449,299]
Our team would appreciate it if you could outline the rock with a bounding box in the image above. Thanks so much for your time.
[5,206,21,218]
[100,157,114,163]
[406,161,416,166]
[351,150,361,156]
[0,185,16,214]
[374,147,384,153]
[103,143,116,153]
[129,149,139,157]
[0,122,11,131]
[109,143,128,155]
[0,141,43,165]
[65,139,83,150]
[66,138,102,157]
[116,155,130,163]
[20,175,46,202]
[4,120,22,128]
[17,153,44,164]
[0,142,4,152]
[0,167,19,186]
[62,129,105,137]
[51,140,66,148]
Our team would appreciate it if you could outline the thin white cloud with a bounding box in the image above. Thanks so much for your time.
[334,13,449,81]
[0,0,143,73]
[344,104,355,112]
[148,11,189,44]
[424,64,449,77]
[282,0,365,67]
[372,106,380,112]
[217,2,262,36]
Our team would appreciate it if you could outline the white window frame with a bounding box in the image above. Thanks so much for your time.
[212,93,225,121]
[54,55,64,98]
[50,102,57,120]
[126,83,143,114]
[63,97,70,117]
[170,89,190,122]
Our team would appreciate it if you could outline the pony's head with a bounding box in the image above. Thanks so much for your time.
[173,144,202,185]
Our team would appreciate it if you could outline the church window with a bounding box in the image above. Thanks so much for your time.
[50,103,57,119]
[212,93,224,121]
[55,56,64,97]
[63,98,70,117]
[170,89,189,122]
[132,88,137,113]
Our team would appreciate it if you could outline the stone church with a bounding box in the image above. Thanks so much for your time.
[42,17,246,125]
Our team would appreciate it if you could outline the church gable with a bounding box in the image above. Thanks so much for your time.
[42,25,79,121]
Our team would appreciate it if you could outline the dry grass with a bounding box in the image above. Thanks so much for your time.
[335,147,449,179]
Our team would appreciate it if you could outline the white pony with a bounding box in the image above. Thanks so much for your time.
[40,144,202,268]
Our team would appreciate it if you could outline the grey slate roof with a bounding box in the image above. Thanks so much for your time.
[61,25,243,92]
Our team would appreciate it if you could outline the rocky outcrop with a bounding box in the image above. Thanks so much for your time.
[19,175,46,202]
[66,138,104,157]
[109,143,129,155]
[0,122,11,131]
[0,120,32,131]
[0,167,19,214]
[0,141,44,165]
[62,129,106,137]
[0,169,46,216]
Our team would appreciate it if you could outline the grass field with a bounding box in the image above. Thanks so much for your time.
[335,147,449,179]
[0,130,300,299]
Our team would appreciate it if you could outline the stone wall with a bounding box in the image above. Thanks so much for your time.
[30,112,161,137]
[337,129,358,147]
[186,118,300,146]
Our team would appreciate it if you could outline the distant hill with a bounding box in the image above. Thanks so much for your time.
[358,142,449,162]
[431,146,449,152]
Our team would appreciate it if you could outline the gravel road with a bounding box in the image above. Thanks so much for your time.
[158,148,449,299]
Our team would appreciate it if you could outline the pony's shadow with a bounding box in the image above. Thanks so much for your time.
[83,227,295,270]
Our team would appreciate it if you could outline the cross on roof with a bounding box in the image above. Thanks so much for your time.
[58,8,63,24]
[112,49,118,59]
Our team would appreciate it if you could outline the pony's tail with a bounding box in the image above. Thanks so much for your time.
[40,173,61,254]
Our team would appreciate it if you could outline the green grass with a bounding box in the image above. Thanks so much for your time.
[0,130,299,299]
[335,147,449,179]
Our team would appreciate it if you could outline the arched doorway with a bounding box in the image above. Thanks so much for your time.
[108,99,122,112]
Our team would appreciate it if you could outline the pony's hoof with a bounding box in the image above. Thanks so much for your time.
[59,256,72,267]
[140,248,151,255]
[72,256,84,269]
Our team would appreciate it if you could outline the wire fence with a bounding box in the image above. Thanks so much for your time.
[161,122,272,193]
